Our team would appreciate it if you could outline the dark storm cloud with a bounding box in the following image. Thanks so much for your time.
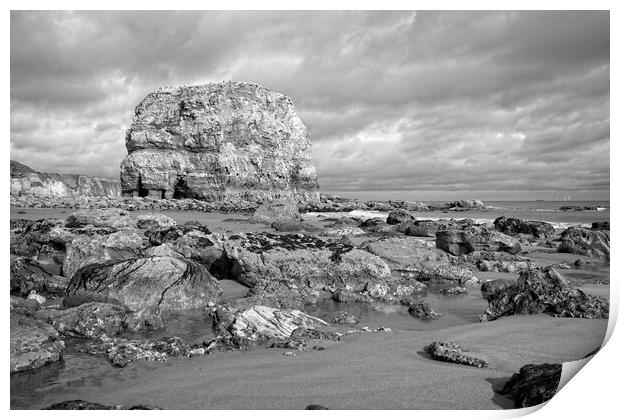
[10,10,609,199]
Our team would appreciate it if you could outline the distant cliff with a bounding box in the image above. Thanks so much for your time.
[10,160,121,198]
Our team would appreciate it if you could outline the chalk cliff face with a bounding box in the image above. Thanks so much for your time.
[119,82,320,203]
[10,161,121,198]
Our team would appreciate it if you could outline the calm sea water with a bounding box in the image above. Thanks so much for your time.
[312,200,610,229]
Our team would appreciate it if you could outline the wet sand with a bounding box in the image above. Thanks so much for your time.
[16,314,607,410]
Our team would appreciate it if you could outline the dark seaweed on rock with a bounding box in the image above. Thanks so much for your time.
[480,269,608,321]
[237,232,354,254]
[43,400,161,410]
[499,363,562,408]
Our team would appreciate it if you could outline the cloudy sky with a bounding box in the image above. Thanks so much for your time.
[10,11,609,200]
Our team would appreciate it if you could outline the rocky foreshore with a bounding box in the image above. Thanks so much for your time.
[10,202,609,390]
[11,192,490,215]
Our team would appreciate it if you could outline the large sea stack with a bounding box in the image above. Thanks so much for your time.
[120,82,321,204]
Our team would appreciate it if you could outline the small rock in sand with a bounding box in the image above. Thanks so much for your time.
[426,341,489,368]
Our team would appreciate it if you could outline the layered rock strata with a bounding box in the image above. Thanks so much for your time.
[120,82,320,204]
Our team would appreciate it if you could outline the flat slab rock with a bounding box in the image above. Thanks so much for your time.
[230,305,329,341]
[224,232,391,291]
[426,341,489,368]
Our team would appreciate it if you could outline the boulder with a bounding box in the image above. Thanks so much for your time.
[119,82,320,204]
[406,300,441,319]
[34,302,132,338]
[457,251,535,273]
[10,313,65,373]
[305,405,329,410]
[494,216,555,238]
[271,219,317,232]
[417,265,478,285]
[401,218,476,237]
[143,226,229,277]
[480,278,517,300]
[480,269,609,321]
[328,311,359,325]
[365,236,449,270]
[229,305,329,341]
[321,226,366,237]
[66,208,135,229]
[386,209,415,225]
[82,334,190,368]
[499,363,562,408]
[10,295,41,316]
[136,213,177,230]
[253,198,301,224]
[436,227,522,256]
[10,218,75,274]
[63,230,147,278]
[426,341,489,368]
[224,233,390,293]
[591,221,610,230]
[558,226,609,260]
[10,256,69,297]
[438,286,469,295]
[65,256,223,311]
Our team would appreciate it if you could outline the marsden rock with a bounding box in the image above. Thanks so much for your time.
[499,363,562,408]
[65,257,223,311]
[10,313,65,373]
[63,230,147,278]
[557,226,610,260]
[480,269,609,321]
[493,216,556,238]
[119,82,320,204]
[436,227,522,256]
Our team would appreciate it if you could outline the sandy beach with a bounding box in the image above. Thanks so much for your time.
[14,314,606,410]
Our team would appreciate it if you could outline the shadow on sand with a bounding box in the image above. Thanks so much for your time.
[486,376,514,409]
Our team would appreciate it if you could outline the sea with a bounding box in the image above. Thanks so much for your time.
[309,200,610,229]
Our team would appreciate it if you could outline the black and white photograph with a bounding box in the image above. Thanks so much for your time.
[8,6,612,412]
